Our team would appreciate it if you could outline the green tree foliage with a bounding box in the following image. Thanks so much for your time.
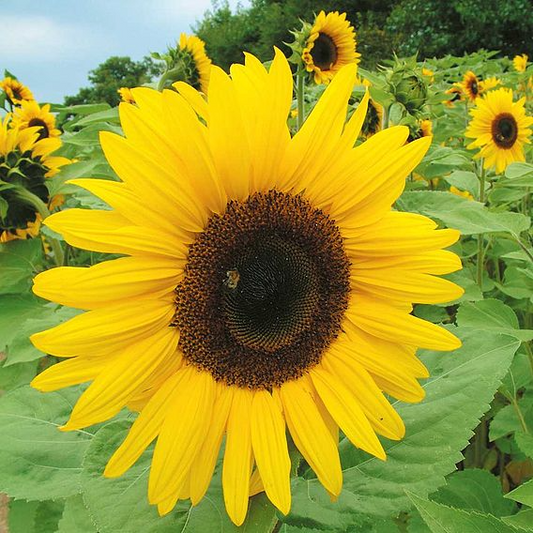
[194,0,397,70]
[64,56,161,107]
[194,0,532,70]
[386,0,533,58]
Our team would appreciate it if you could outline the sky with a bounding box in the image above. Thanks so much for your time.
[0,0,248,104]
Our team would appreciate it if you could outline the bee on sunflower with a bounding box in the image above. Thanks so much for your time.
[299,11,360,85]
[0,115,69,242]
[465,87,533,173]
[30,50,462,526]
[0,76,34,106]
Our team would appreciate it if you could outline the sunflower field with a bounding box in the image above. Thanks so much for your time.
[0,8,533,533]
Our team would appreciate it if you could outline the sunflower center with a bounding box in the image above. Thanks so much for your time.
[471,80,478,95]
[311,33,338,71]
[492,113,518,149]
[28,118,50,140]
[174,190,350,389]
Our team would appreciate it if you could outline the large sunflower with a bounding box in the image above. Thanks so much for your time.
[178,33,212,94]
[30,50,462,526]
[302,11,360,85]
[0,76,34,105]
[465,87,533,173]
[11,100,60,140]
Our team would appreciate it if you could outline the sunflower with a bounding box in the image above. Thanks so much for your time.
[30,51,462,526]
[465,88,533,174]
[302,11,360,85]
[118,87,136,104]
[513,54,528,73]
[0,77,34,105]
[0,115,69,241]
[178,33,212,94]
[460,71,481,102]
[444,85,463,107]
[11,100,60,140]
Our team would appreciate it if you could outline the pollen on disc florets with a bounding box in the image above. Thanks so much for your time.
[173,190,351,390]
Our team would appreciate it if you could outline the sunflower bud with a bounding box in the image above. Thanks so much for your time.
[387,63,428,114]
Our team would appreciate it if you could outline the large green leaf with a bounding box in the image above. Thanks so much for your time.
[397,191,530,237]
[0,386,94,500]
[506,478,533,508]
[283,329,519,531]
[456,299,533,341]
[428,469,515,516]
[80,420,280,533]
[408,493,519,533]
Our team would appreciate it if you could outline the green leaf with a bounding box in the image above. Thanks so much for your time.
[398,191,531,237]
[284,329,519,530]
[408,493,519,533]
[506,478,533,507]
[456,300,533,341]
[57,495,98,533]
[80,420,281,533]
[515,431,533,458]
[0,359,38,390]
[0,239,43,295]
[429,469,516,516]
[4,305,82,366]
[0,386,94,500]
[503,509,533,530]
[505,162,533,180]
[0,294,45,350]
[443,170,479,197]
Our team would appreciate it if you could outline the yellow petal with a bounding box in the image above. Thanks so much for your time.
[251,390,291,515]
[68,178,190,239]
[323,345,405,440]
[31,356,110,392]
[311,366,386,460]
[61,328,180,430]
[149,367,215,503]
[31,299,174,357]
[278,377,342,496]
[280,63,357,191]
[223,387,253,526]
[190,385,234,505]
[344,211,460,256]
[44,209,186,258]
[347,295,461,351]
[33,256,182,310]
[351,270,464,304]
[105,371,184,477]
[173,81,210,121]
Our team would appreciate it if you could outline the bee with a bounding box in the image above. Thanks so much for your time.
[224,269,240,290]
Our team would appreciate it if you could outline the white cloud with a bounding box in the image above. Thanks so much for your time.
[0,15,98,63]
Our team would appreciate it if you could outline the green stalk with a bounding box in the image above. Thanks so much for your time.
[476,161,486,290]
[296,69,305,131]
[15,188,64,266]
[512,396,530,434]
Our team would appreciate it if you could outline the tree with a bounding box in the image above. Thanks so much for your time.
[64,56,161,107]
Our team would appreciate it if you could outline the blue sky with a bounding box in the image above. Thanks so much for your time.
[0,0,248,104]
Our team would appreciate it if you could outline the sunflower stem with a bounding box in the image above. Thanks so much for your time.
[476,161,486,290]
[296,69,305,131]
[14,187,64,267]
